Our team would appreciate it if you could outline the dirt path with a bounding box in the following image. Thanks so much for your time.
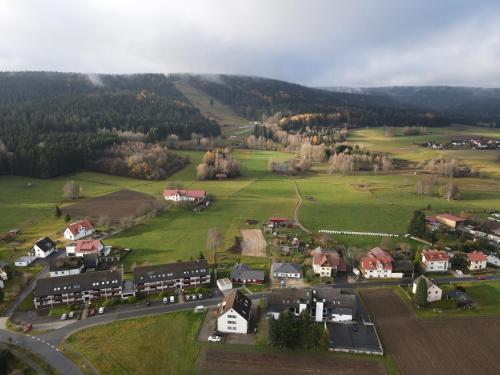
[292,180,311,234]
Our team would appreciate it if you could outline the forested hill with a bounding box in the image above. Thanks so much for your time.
[0,72,220,178]
[323,86,500,125]
[172,74,449,127]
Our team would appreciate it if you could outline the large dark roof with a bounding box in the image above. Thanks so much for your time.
[231,264,265,281]
[267,287,356,312]
[34,237,56,252]
[221,289,252,320]
[34,270,122,297]
[133,260,209,284]
[49,256,83,272]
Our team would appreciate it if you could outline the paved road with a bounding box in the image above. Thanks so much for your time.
[0,329,83,375]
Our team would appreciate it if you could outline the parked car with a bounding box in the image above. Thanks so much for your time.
[89,308,96,316]
[145,301,151,306]
[192,295,197,301]
[185,295,191,301]
[208,335,222,343]
[477,276,487,280]
[23,324,32,333]
[456,270,463,275]
[68,311,74,319]
[61,313,67,321]
[98,307,105,314]
[169,296,175,303]
[163,297,169,304]
[198,293,203,300]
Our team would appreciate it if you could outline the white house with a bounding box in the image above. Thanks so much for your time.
[311,247,345,277]
[487,255,500,267]
[359,247,402,279]
[64,220,94,241]
[466,251,487,271]
[0,261,8,281]
[272,262,301,279]
[217,289,251,334]
[412,275,442,303]
[163,189,206,203]
[31,237,56,258]
[421,250,449,273]
[66,240,106,257]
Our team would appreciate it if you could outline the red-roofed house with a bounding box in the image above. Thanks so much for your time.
[311,247,346,277]
[66,240,107,257]
[466,251,487,271]
[359,247,402,279]
[436,214,466,229]
[163,189,206,203]
[267,217,289,229]
[64,220,94,241]
[421,250,449,272]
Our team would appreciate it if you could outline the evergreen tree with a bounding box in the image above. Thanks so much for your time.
[408,210,427,238]
[415,276,429,307]
[64,213,71,223]
[54,205,62,218]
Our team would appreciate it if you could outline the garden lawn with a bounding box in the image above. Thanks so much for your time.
[66,311,203,375]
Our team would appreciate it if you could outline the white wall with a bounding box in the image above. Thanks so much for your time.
[217,308,248,334]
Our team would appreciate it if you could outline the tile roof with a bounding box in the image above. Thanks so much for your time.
[466,251,487,262]
[163,189,206,198]
[75,240,103,253]
[272,262,301,275]
[133,259,209,284]
[422,250,449,262]
[360,247,393,271]
[221,289,252,320]
[67,220,94,236]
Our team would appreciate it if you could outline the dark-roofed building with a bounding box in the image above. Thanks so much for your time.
[231,264,265,284]
[83,253,99,271]
[49,257,84,277]
[267,287,356,323]
[31,237,56,258]
[217,289,252,334]
[272,262,301,279]
[447,289,474,308]
[133,260,210,295]
[33,270,122,309]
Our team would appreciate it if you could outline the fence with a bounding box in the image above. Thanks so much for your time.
[319,229,400,237]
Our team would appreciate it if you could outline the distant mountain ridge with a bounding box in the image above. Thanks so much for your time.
[322,86,500,123]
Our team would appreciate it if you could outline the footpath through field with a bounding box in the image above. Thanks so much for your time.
[292,180,311,234]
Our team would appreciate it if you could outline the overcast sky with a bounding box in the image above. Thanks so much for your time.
[1,0,500,87]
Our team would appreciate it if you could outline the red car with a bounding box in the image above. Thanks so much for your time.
[476,276,487,281]
[89,308,96,316]
[23,323,32,333]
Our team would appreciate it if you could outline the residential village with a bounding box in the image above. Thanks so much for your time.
[1,185,499,361]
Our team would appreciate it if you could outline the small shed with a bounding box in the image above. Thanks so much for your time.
[217,278,233,293]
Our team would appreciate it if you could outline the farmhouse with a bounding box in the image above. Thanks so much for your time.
[33,270,122,309]
[217,289,252,334]
[311,247,346,277]
[163,189,206,203]
[359,247,402,279]
[466,251,487,271]
[30,237,56,258]
[436,213,466,229]
[272,262,301,279]
[412,276,442,302]
[421,250,449,273]
[133,259,210,295]
[66,240,107,257]
[64,220,95,241]
[49,257,84,277]
[231,264,265,284]
[267,217,289,230]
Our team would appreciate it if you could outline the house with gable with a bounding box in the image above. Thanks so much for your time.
[311,247,346,277]
[64,220,94,241]
[217,289,252,334]
[421,250,449,273]
[412,275,442,302]
[359,247,402,279]
[163,189,207,204]
[466,251,487,271]
[231,263,265,284]
[30,237,56,258]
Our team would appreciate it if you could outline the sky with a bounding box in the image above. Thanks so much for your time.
[1,0,500,87]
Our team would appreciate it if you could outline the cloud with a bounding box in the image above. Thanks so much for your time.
[0,0,499,86]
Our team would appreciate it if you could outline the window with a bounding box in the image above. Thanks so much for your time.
[228,320,237,325]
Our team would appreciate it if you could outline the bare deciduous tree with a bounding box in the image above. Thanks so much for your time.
[63,180,82,200]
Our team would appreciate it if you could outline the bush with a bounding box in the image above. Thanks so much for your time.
[430,299,457,310]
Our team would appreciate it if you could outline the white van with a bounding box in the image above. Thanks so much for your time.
[194,305,206,313]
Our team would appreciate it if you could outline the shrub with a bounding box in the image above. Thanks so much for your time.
[430,299,457,310]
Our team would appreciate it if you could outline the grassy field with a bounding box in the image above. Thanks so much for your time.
[175,81,252,136]
[396,281,500,318]
[66,311,203,375]
[350,126,500,176]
